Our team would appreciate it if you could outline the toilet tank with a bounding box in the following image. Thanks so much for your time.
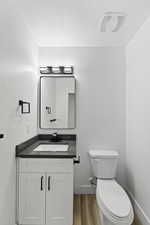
[88,150,119,179]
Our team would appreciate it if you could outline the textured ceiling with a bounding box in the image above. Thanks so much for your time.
[17,0,150,46]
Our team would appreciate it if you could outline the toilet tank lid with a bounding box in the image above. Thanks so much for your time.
[88,150,119,159]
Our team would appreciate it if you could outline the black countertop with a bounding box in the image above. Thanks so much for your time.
[16,134,76,159]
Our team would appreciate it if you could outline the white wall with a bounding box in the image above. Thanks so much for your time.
[0,1,38,224]
[126,17,150,225]
[39,47,126,193]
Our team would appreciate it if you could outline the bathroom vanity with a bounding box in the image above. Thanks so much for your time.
[16,74,77,225]
[16,134,77,225]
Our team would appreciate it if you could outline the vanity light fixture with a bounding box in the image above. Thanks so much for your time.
[40,67,50,73]
[40,66,73,75]
[63,66,73,74]
[51,67,61,74]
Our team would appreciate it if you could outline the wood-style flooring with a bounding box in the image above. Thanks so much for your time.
[73,195,140,225]
[73,195,101,225]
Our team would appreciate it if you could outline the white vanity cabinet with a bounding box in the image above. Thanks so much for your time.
[17,158,73,225]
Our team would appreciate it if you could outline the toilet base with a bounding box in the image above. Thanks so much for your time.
[98,209,131,225]
[99,209,112,225]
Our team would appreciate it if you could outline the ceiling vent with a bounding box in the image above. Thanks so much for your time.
[100,12,126,32]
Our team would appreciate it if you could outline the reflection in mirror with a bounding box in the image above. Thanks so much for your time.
[40,76,76,129]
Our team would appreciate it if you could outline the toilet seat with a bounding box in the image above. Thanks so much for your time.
[96,179,134,224]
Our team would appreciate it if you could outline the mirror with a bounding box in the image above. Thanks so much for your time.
[40,76,76,129]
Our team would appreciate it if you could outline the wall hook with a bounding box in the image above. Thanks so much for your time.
[0,134,4,139]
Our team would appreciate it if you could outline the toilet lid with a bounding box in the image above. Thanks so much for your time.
[97,180,131,218]
[89,150,119,159]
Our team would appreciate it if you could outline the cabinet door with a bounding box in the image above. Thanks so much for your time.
[46,173,73,225]
[18,173,45,225]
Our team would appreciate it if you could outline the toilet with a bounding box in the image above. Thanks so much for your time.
[88,150,134,225]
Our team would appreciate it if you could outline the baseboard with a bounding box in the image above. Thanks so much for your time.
[127,189,150,225]
[74,184,96,194]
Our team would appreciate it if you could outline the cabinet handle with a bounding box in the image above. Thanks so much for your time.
[48,176,51,191]
[41,176,44,191]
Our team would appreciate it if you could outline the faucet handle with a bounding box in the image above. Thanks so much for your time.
[51,132,59,142]
[52,132,57,137]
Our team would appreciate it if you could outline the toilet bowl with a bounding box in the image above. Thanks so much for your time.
[96,179,134,225]
[88,150,134,225]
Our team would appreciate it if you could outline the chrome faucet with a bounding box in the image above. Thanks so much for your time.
[51,132,59,142]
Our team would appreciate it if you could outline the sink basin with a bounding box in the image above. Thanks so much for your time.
[33,144,69,152]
